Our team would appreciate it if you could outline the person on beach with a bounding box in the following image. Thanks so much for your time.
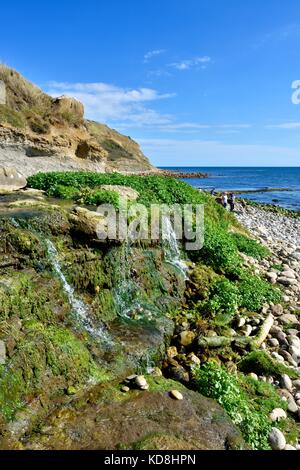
[221,192,228,209]
[229,193,236,212]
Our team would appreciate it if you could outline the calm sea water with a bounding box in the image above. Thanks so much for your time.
[160,167,300,211]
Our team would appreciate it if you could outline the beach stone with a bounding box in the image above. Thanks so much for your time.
[281,271,296,279]
[0,341,6,364]
[248,373,258,381]
[278,277,297,286]
[126,374,137,381]
[266,272,278,281]
[268,338,279,347]
[292,380,300,389]
[238,317,246,328]
[167,346,178,359]
[135,376,148,388]
[271,352,285,362]
[279,313,299,325]
[179,331,196,347]
[280,374,293,392]
[187,353,201,365]
[169,390,183,400]
[268,428,286,450]
[242,325,252,337]
[270,304,284,316]
[270,408,287,422]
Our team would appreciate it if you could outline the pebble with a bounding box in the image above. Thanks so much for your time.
[248,373,258,381]
[270,408,287,422]
[269,338,279,347]
[169,390,183,400]
[167,346,178,359]
[135,376,148,388]
[121,386,130,393]
[179,331,195,347]
[268,428,286,450]
[0,341,6,365]
[280,374,293,392]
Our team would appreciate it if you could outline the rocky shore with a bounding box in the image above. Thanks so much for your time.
[161,201,300,450]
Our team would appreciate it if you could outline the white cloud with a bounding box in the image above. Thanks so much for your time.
[47,81,174,125]
[143,49,166,63]
[266,122,300,129]
[169,56,211,71]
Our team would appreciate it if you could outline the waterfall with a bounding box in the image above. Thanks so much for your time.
[113,241,159,321]
[45,239,112,344]
[162,217,188,279]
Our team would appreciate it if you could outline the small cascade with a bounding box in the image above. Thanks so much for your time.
[113,242,159,321]
[45,239,112,344]
[162,217,188,279]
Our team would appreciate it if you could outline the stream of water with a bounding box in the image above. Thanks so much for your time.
[45,239,112,345]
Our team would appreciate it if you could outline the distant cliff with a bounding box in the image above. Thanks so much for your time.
[0,65,154,175]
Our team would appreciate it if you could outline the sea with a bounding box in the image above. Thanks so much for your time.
[160,167,300,212]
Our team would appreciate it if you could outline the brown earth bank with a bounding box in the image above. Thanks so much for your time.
[0,65,154,175]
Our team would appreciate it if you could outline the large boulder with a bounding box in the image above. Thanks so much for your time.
[0,167,26,191]
[69,207,109,241]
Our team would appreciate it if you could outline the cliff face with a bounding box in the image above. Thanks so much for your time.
[0,65,154,175]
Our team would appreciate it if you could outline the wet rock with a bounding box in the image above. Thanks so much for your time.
[268,428,286,450]
[169,390,183,400]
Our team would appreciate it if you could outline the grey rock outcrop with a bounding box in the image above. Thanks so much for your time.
[0,166,27,191]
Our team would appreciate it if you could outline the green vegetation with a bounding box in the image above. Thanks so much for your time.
[231,233,270,259]
[194,362,275,449]
[0,104,25,128]
[238,273,282,311]
[76,188,120,209]
[239,351,300,379]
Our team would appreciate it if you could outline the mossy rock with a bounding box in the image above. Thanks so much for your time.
[239,351,300,379]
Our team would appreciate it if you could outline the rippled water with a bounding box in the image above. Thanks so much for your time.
[160,167,300,211]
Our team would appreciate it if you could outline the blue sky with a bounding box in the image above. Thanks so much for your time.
[1,0,300,166]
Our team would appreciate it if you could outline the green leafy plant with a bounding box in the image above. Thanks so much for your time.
[47,184,80,200]
[231,233,270,259]
[238,274,281,311]
[193,362,272,449]
[200,278,240,324]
